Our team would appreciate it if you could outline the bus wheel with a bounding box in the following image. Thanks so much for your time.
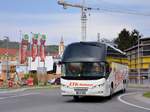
[122,86,126,93]
[122,80,126,93]
[73,96,80,101]
[108,86,113,99]
[123,88,126,93]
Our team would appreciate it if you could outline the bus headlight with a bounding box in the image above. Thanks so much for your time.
[61,84,69,88]
[92,83,105,89]
[98,83,105,87]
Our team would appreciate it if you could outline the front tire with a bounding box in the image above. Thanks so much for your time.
[73,96,80,101]
[108,86,113,99]
[122,80,126,93]
[123,88,126,93]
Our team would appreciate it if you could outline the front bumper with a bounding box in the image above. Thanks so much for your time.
[61,86,107,97]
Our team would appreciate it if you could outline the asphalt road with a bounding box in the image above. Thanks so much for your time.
[0,88,149,112]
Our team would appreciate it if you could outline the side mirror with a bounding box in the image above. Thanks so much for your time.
[53,63,57,73]
[105,63,110,74]
[58,61,63,65]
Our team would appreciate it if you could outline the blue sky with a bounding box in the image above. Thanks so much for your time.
[0,0,150,45]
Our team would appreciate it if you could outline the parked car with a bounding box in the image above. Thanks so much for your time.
[48,78,60,85]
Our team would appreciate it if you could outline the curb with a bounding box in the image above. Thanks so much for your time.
[0,85,60,94]
[128,84,150,89]
[0,88,27,94]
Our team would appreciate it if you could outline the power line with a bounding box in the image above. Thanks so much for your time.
[89,7,150,17]
[58,0,150,16]
[58,0,150,42]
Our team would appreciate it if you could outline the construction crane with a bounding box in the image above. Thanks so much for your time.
[58,0,150,42]
[58,0,92,41]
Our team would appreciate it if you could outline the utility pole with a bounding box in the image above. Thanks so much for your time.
[58,0,88,41]
[97,33,100,42]
[138,37,141,84]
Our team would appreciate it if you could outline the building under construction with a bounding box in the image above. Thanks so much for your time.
[125,37,150,78]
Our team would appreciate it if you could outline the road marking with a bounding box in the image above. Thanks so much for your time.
[0,88,27,94]
[0,93,39,100]
[118,92,150,111]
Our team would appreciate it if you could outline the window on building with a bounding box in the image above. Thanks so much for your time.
[143,46,150,51]
[143,51,150,56]
[141,40,150,44]
[10,65,16,73]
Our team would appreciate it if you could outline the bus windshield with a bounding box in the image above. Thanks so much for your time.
[63,62,105,77]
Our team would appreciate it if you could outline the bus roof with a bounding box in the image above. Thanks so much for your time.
[61,42,126,63]
[62,42,106,62]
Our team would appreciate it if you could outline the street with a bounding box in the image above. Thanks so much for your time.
[0,88,149,112]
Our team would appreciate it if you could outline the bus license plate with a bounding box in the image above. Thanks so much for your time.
[76,91,86,95]
[74,89,87,95]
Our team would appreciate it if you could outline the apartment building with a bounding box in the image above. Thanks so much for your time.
[125,37,150,78]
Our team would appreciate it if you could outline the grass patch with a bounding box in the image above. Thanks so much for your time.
[0,84,60,91]
[27,84,60,90]
[143,92,150,98]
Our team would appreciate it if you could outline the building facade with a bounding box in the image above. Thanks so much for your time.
[0,48,19,80]
[58,37,65,57]
[125,37,150,77]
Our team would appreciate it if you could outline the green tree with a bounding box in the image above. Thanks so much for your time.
[114,29,142,51]
[130,29,142,46]
[114,28,130,51]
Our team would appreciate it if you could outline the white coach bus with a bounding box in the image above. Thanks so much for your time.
[60,42,128,100]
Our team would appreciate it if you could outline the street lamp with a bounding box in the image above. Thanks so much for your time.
[97,33,100,42]
[3,36,9,80]
[137,37,140,84]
